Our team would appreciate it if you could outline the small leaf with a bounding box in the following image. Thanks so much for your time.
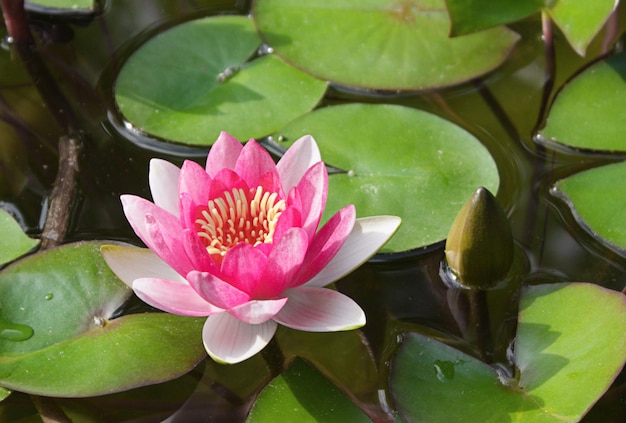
[277,103,499,253]
[246,358,371,423]
[115,15,326,145]
[0,209,39,266]
[554,162,626,251]
[446,0,543,36]
[540,52,626,151]
[0,242,205,397]
[253,0,519,90]
[390,283,626,422]
[548,0,617,56]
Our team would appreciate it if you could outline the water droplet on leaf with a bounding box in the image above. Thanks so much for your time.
[0,316,34,341]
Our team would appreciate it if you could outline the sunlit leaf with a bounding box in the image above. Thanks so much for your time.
[25,0,93,9]
[553,162,626,251]
[515,283,626,420]
[115,15,326,145]
[445,0,543,36]
[247,358,371,423]
[277,103,499,253]
[0,209,38,266]
[253,0,519,90]
[390,283,626,423]
[0,242,205,397]
[445,0,616,56]
[540,52,626,151]
[548,0,617,56]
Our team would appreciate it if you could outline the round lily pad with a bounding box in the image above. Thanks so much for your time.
[553,161,626,251]
[252,0,519,90]
[540,53,626,151]
[0,242,205,397]
[390,283,626,423]
[114,15,327,145]
[277,103,500,253]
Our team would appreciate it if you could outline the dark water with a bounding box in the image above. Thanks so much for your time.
[1,0,625,421]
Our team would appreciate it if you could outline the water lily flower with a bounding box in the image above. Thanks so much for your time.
[102,132,400,364]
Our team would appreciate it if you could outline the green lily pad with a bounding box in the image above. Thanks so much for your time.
[246,358,371,423]
[253,0,519,90]
[114,15,326,145]
[25,0,94,12]
[0,209,39,266]
[390,283,626,423]
[445,0,615,56]
[553,162,626,251]
[548,0,617,56]
[277,103,499,253]
[540,53,626,151]
[446,0,543,36]
[0,242,206,397]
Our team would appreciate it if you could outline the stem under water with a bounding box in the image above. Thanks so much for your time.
[1,0,82,249]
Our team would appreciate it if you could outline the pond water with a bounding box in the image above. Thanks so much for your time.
[1,0,625,421]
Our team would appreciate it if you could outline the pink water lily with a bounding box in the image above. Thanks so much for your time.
[102,132,400,364]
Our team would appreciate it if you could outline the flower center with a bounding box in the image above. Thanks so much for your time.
[194,186,286,257]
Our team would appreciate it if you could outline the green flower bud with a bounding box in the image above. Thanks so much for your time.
[445,187,513,289]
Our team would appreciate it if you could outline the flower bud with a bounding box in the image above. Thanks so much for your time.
[445,187,513,289]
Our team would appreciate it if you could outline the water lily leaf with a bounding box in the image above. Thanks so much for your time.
[277,103,499,253]
[25,0,95,13]
[246,358,371,423]
[253,0,519,90]
[390,283,626,423]
[540,52,626,151]
[0,242,205,397]
[446,0,543,36]
[553,162,626,251]
[548,0,617,56]
[115,15,326,145]
[0,209,39,266]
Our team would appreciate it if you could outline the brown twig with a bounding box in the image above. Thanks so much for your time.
[1,0,82,249]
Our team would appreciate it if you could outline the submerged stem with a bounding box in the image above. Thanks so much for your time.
[469,290,493,364]
[1,0,82,249]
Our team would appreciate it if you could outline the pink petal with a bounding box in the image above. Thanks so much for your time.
[234,140,278,188]
[205,131,243,177]
[220,243,268,295]
[256,170,285,200]
[121,195,193,277]
[101,245,182,287]
[277,135,321,193]
[149,159,180,217]
[274,286,365,331]
[144,211,195,277]
[202,312,277,364]
[228,298,288,324]
[208,168,248,200]
[182,229,220,274]
[292,205,355,287]
[133,277,222,316]
[187,270,250,309]
[255,228,308,298]
[305,216,401,287]
[293,161,328,239]
[179,160,211,208]
[272,205,302,245]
